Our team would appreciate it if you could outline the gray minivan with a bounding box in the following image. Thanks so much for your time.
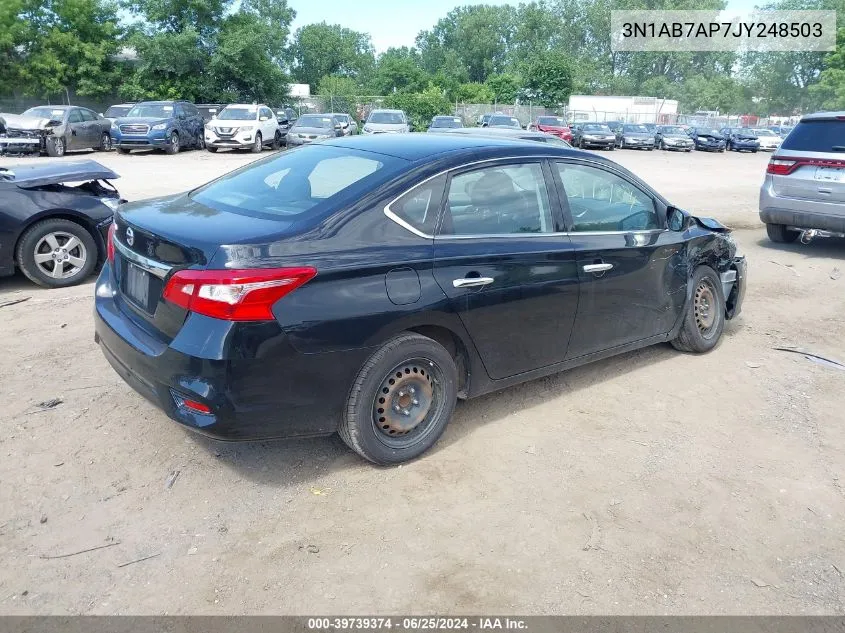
[759,112,845,243]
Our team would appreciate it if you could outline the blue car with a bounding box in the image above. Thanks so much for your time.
[721,127,760,153]
[111,101,205,154]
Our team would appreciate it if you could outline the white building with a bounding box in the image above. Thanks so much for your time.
[567,95,679,124]
[289,83,311,98]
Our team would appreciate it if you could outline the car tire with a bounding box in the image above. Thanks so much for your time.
[272,132,281,150]
[164,131,179,155]
[15,218,98,289]
[339,333,458,465]
[207,146,218,153]
[97,133,111,152]
[671,265,726,354]
[46,136,66,157]
[117,147,130,154]
[765,223,800,243]
[251,133,263,153]
[195,134,205,150]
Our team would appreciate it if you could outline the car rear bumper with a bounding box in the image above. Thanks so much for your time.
[93,264,370,441]
[759,178,845,232]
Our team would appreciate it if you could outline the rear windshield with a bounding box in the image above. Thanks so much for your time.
[661,126,685,134]
[780,120,845,152]
[192,145,401,219]
[127,103,174,118]
[432,117,462,128]
[105,106,132,118]
[489,116,520,127]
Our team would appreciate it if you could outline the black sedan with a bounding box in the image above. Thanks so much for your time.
[689,128,727,152]
[572,123,616,149]
[95,135,746,464]
[0,160,121,287]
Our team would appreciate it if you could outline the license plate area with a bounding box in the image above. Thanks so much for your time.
[121,261,154,313]
[814,167,845,182]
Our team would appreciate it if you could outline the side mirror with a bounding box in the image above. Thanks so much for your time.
[667,206,689,232]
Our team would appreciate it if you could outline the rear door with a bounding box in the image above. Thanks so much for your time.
[552,159,687,359]
[432,159,579,380]
[772,117,845,205]
[79,108,100,147]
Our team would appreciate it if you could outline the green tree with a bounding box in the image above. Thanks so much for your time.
[121,0,228,35]
[455,82,494,103]
[523,52,573,107]
[369,47,430,94]
[809,27,845,109]
[317,74,360,118]
[290,22,374,90]
[384,84,452,131]
[485,73,521,103]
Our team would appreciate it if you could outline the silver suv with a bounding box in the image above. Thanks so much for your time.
[759,112,845,243]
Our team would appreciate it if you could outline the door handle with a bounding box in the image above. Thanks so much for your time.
[583,263,613,273]
[453,277,494,288]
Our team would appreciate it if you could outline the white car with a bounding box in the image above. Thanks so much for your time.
[752,128,782,151]
[205,104,281,153]
[362,109,409,134]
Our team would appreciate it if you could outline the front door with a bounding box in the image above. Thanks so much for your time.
[432,159,579,380]
[552,160,687,359]
[66,108,85,150]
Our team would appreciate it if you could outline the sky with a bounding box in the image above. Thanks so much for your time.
[288,0,762,53]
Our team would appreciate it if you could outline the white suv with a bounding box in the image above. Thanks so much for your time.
[205,104,280,153]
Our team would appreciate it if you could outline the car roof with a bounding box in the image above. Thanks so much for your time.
[108,103,135,107]
[223,103,266,109]
[322,132,586,162]
[27,105,71,110]
[801,111,845,121]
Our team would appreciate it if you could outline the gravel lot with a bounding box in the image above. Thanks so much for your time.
[1,145,844,615]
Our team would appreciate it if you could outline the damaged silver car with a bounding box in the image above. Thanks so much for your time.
[0,105,112,157]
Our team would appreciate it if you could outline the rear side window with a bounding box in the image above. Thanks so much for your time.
[780,120,845,152]
[192,145,399,218]
[67,109,83,123]
[388,175,446,236]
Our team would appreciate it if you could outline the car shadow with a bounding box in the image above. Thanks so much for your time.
[755,236,845,259]
[199,339,705,486]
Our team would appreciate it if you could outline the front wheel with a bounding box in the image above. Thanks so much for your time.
[164,131,180,154]
[251,132,263,153]
[97,133,111,151]
[671,265,725,354]
[117,147,130,154]
[46,136,66,157]
[339,333,458,465]
[15,218,98,288]
[272,132,281,150]
[207,146,218,153]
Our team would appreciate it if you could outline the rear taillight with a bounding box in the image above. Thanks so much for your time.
[107,222,116,262]
[767,156,845,175]
[162,267,317,321]
[767,159,797,175]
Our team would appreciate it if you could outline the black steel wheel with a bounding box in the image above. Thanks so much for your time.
[340,333,458,464]
[671,265,726,353]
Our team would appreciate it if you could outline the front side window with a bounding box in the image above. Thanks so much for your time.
[67,109,83,123]
[556,162,660,232]
[388,175,447,235]
[441,163,553,236]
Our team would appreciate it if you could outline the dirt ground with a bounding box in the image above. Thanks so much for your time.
[1,145,844,615]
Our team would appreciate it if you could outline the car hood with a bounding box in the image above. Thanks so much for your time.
[210,119,259,127]
[538,125,569,132]
[663,133,690,139]
[0,113,56,131]
[115,117,170,126]
[622,132,653,138]
[734,134,758,140]
[5,159,119,188]
[366,123,407,131]
[696,133,723,139]
[581,130,613,135]
[291,126,332,135]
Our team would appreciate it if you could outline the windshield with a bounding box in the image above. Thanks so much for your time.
[368,112,406,124]
[104,106,132,118]
[754,129,776,136]
[218,107,258,121]
[780,120,845,152]
[192,145,397,218]
[538,117,566,126]
[661,126,686,134]
[623,124,649,133]
[294,115,334,129]
[582,124,610,133]
[431,117,462,128]
[737,128,757,136]
[22,107,66,120]
[127,103,174,118]
[489,116,520,127]
[699,129,722,136]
